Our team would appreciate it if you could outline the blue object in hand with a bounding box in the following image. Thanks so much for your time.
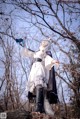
[15,38,23,43]
[15,38,25,47]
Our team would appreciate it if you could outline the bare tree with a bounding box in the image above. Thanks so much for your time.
[0,0,80,118]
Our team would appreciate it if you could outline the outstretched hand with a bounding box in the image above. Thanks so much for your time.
[52,60,59,67]
[55,61,59,68]
[55,61,59,65]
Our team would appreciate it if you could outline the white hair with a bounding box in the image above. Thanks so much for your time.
[39,38,52,52]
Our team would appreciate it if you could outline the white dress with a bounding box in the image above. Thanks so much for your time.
[22,48,56,93]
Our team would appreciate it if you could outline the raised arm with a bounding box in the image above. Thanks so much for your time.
[15,38,35,58]
[21,47,35,58]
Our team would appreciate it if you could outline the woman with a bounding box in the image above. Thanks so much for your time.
[22,39,59,114]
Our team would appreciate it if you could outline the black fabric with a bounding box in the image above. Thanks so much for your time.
[35,58,42,62]
[46,51,58,104]
[28,91,36,101]
[47,66,58,104]
[47,91,58,104]
[35,85,45,113]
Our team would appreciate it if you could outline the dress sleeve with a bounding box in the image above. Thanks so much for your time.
[21,48,35,58]
[45,55,56,70]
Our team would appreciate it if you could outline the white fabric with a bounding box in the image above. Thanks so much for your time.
[22,48,34,58]
[44,98,54,116]
[28,61,47,92]
[22,47,56,93]
[45,55,55,70]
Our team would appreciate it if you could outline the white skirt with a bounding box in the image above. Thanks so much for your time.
[27,61,49,93]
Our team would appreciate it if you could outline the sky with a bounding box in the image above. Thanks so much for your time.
[0,0,79,103]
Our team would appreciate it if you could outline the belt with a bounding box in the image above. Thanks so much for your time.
[35,58,42,62]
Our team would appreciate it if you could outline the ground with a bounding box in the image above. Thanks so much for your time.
[7,109,60,119]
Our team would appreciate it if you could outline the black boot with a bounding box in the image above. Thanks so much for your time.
[35,85,45,113]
